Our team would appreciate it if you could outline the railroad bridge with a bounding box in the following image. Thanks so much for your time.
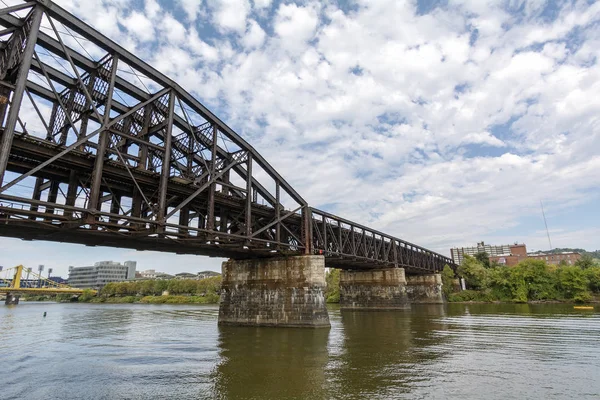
[0,1,455,326]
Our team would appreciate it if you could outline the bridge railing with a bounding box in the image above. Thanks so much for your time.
[310,208,455,273]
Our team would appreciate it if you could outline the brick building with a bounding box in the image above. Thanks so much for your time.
[451,242,582,267]
[527,252,581,265]
[488,244,528,266]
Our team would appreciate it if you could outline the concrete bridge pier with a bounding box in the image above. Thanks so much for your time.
[5,293,20,305]
[340,268,443,310]
[405,274,444,304]
[218,255,330,328]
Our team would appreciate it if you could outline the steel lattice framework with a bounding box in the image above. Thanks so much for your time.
[0,0,455,274]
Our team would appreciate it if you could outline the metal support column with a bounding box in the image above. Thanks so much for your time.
[0,6,43,184]
[245,153,252,237]
[157,90,175,230]
[206,124,217,231]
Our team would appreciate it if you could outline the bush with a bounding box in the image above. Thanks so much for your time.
[78,289,96,302]
[457,255,487,290]
[325,269,340,303]
[441,265,456,298]
[585,267,600,293]
[556,266,590,301]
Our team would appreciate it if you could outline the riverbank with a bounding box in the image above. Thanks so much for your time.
[86,294,220,304]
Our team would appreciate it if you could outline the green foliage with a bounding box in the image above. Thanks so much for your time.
[457,255,488,290]
[138,295,218,304]
[556,266,591,302]
[575,254,597,270]
[99,276,221,297]
[474,252,491,268]
[441,265,456,298]
[451,258,597,303]
[325,268,340,303]
[585,267,600,293]
[448,290,493,302]
[78,289,96,302]
[95,277,222,304]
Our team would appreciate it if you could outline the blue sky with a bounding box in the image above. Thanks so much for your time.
[1,0,600,277]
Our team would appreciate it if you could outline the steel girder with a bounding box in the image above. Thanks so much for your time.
[0,0,456,273]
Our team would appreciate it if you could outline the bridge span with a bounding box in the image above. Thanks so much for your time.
[0,1,455,326]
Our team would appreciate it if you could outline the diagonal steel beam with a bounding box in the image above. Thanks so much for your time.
[0,86,170,193]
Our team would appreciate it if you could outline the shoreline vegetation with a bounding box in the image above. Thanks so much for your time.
[441,254,600,304]
[22,276,222,304]
[20,254,600,305]
[323,254,600,304]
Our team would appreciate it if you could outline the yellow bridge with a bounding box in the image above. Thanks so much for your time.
[1,265,95,304]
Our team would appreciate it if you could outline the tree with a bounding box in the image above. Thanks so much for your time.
[441,265,456,298]
[457,255,488,290]
[79,289,95,302]
[556,266,591,302]
[575,254,596,270]
[325,268,340,303]
[584,267,600,293]
[474,252,491,268]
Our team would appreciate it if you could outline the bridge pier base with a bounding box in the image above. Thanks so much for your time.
[340,269,444,309]
[218,255,330,328]
[4,293,20,305]
[340,268,409,310]
[405,274,444,304]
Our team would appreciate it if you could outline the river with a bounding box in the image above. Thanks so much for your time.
[1,303,599,399]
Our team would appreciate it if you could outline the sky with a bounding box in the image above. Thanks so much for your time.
[1,0,600,278]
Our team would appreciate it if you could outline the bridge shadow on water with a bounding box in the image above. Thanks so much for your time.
[213,325,330,399]
[211,305,458,399]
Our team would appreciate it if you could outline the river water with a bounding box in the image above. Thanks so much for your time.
[1,303,599,399]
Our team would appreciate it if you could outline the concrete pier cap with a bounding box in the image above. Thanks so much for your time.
[218,255,330,328]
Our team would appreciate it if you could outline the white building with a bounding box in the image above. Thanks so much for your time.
[68,261,136,289]
[450,242,512,265]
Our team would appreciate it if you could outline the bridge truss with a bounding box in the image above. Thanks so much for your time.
[0,0,454,274]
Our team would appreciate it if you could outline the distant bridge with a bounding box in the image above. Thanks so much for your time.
[0,0,455,276]
[1,265,92,304]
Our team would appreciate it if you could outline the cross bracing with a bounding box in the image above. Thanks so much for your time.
[0,0,455,274]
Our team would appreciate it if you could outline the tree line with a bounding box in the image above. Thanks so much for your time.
[97,276,222,300]
[443,254,600,303]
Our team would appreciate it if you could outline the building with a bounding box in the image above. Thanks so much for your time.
[528,252,581,265]
[451,242,526,266]
[68,261,136,289]
[138,269,173,280]
[197,271,221,279]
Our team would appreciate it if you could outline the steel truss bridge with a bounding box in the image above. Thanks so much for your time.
[0,0,455,275]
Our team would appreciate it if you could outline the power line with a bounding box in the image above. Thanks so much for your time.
[540,200,553,251]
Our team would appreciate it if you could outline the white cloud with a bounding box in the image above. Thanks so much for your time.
[122,11,155,42]
[4,0,600,272]
[274,3,319,51]
[242,19,266,49]
[178,0,202,21]
[209,0,251,33]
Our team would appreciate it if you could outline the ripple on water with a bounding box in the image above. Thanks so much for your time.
[1,303,599,400]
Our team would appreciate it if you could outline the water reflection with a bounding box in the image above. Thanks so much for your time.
[1,303,599,400]
[329,305,451,399]
[213,326,330,399]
